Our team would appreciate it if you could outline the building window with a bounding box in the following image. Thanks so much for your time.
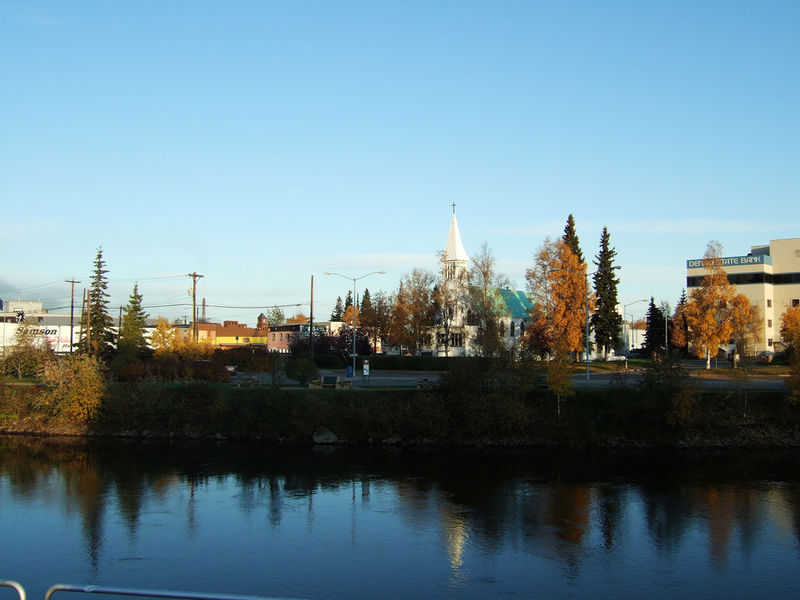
[767,299,772,308]
[767,320,773,328]
[271,333,275,340]
[510,321,515,337]
[794,299,800,308]
[520,321,525,336]
[451,333,464,347]
[768,338,773,347]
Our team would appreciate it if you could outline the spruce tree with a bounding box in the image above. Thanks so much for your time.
[360,288,372,313]
[79,247,115,358]
[644,297,666,354]
[118,283,149,355]
[266,307,285,325]
[330,296,344,321]
[670,289,689,354]
[344,290,353,310]
[591,227,622,359]
[562,214,584,263]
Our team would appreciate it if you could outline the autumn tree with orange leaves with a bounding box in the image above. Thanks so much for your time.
[781,306,800,403]
[389,269,436,355]
[684,242,760,369]
[781,306,800,353]
[525,238,594,358]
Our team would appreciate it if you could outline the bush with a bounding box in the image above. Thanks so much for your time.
[39,354,106,424]
[285,358,319,384]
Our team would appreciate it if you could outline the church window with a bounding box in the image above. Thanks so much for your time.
[510,322,515,337]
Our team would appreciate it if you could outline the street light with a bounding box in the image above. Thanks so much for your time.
[324,270,386,377]
[623,299,647,353]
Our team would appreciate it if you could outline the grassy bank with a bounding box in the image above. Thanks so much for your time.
[2,378,798,447]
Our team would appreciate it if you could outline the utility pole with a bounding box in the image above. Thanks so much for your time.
[78,289,86,354]
[309,275,314,361]
[65,279,80,354]
[85,289,91,355]
[187,272,204,343]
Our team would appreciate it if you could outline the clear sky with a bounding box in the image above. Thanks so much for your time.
[2,1,798,325]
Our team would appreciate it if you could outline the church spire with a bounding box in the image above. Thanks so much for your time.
[443,206,469,280]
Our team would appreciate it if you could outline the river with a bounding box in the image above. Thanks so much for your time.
[1,436,799,600]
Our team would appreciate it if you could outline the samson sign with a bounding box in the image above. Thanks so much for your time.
[686,255,770,269]
[0,323,76,354]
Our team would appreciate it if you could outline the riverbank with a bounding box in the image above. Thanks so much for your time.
[1,379,798,447]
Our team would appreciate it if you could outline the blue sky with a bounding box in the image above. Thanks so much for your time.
[2,1,798,324]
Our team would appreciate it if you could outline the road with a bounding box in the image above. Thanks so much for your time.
[316,364,790,391]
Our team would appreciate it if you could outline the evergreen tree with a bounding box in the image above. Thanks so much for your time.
[360,288,372,313]
[79,247,115,358]
[591,227,622,359]
[344,290,353,310]
[265,307,285,325]
[562,214,584,263]
[670,289,690,354]
[330,296,344,321]
[118,283,149,354]
[644,297,666,354]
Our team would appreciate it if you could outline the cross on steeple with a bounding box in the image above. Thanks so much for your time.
[451,202,456,214]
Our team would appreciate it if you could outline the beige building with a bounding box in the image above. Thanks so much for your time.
[686,238,800,355]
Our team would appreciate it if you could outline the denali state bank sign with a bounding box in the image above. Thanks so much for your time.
[686,255,770,269]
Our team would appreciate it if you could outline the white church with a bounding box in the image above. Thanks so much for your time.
[429,207,534,357]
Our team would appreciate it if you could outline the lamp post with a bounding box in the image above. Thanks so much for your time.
[324,271,386,377]
[623,299,647,354]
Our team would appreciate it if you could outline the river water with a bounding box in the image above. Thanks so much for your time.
[1,436,799,600]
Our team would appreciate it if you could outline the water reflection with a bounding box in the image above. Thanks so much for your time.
[2,437,800,597]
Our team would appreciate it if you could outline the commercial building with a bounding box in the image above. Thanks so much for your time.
[686,238,800,354]
[0,301,78,355]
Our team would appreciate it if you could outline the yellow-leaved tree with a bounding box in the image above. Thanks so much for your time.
[781,306,800,403]
[781,306,800,352]
[150,317,177,356]
[390,269,436,355]
[526,238,594,357]
[684,241,759,369]
[41,354,105,425]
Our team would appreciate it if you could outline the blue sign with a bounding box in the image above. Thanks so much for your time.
[687,255,771,269]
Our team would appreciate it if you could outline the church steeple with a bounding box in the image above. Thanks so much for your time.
[443,204,469,280]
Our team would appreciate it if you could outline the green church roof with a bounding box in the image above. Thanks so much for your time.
[499,289,534,319]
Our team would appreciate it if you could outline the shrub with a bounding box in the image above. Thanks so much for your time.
[285,358,320,385]
[40,354,106,424]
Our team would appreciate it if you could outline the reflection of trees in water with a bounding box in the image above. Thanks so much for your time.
[596,484,625,552]
[642,488,693,555]
[2,438,800,574]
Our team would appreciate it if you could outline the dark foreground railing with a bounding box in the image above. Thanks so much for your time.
[1,583,303,600]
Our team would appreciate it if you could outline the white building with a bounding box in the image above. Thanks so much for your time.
[432,207,534,356]
[0,301,77,355]
[686,238,800,355]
